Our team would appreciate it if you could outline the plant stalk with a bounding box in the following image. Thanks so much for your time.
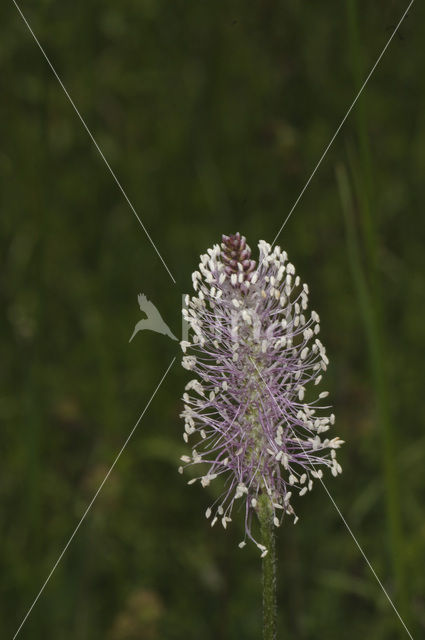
[258,494,277,640]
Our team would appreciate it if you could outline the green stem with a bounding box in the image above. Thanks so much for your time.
[258,494,277,640]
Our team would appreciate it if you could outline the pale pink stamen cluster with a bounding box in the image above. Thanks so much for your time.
[180,235,343,555]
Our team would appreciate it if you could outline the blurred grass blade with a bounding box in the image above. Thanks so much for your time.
[336,163,409,628]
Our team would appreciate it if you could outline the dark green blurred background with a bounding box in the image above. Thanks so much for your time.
[1,0,424,638]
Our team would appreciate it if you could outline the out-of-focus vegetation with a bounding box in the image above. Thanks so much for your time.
[1,0,424,638]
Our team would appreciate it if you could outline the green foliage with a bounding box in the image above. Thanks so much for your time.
[1,0,424,637]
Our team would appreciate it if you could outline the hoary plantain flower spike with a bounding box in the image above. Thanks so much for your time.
[180,233,343,555]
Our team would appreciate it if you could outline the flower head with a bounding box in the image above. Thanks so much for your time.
[180,233,343,553]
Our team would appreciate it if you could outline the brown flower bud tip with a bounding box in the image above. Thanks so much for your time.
[221,233,257,285]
